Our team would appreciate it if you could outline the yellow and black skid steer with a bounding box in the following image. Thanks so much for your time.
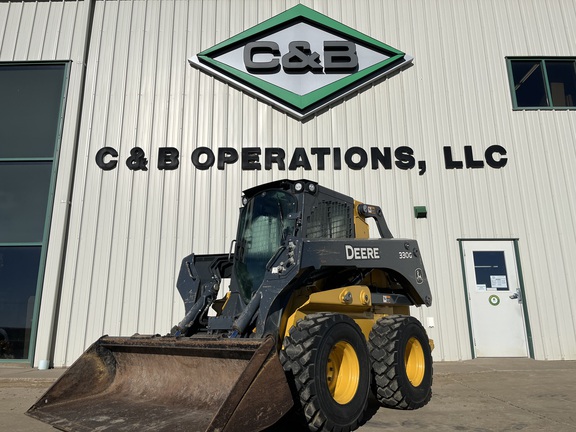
[28,179,434,432]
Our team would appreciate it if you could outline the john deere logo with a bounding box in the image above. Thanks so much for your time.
[189,4,413,119]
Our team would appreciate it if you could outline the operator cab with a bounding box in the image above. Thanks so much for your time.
[234,189,298,303]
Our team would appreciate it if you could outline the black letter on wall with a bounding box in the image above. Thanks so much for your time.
[395,146,415,170]
[158,147,180,170]
[485,145,508,168]
[265,148,286,170]
[96,147,118,170]
[242,148,262,170]
[218,148,239,170]
[191,147,215,170]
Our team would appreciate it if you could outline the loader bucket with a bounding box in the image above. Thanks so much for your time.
[27,335,293,432]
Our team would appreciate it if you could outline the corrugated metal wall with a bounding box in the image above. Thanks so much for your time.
[3,0,576,365]
[0,0,88,364]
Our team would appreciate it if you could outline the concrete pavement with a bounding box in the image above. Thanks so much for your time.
[1,358,575,431]
[359,358,576,432]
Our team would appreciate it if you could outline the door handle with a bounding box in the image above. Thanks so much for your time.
[509,288,522,303]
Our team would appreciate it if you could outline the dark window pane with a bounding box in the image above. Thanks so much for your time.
[0,246,41,359]
[545,61,576,107]
[473,251,509,291]
[0,64,66,158]
[0,162,52,243]
[511,61,548,107]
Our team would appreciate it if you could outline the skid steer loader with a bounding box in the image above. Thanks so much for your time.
[28,179,433,432]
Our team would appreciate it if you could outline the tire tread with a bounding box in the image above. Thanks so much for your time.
[368,315,432,410]
[280,313,367,432]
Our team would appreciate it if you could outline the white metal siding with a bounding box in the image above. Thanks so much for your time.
[0,0,88,365]
[3,0,575,365]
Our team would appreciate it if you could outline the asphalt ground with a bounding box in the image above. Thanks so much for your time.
[1,358,575,432]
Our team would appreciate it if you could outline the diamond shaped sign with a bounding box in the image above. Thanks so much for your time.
[189,4,413,119]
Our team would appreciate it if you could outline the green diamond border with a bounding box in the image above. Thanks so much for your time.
[192,4,409,116]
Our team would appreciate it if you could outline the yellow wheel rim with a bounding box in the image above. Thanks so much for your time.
[326,341,360,404]
[405,337,425,387]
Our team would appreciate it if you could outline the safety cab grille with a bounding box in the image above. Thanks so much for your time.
[306,201,353,239]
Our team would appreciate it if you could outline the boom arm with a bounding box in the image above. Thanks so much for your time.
[172,254,233,336]
[357,203,393,239]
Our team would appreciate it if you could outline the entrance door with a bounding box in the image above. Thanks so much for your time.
[461,240,529,357]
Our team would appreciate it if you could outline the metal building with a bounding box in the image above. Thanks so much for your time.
[0,0,575,367]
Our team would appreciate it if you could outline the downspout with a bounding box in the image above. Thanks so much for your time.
[35,0,97,367]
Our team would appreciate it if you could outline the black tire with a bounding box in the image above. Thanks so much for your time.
[280,313,371,432]
[368,315,433,409]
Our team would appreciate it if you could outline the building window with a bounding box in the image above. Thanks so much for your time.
[0,62,69,361]
[507,58,576,109]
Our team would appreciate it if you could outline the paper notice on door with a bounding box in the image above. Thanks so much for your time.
[490,275,508,289]
[476,284,487,292]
